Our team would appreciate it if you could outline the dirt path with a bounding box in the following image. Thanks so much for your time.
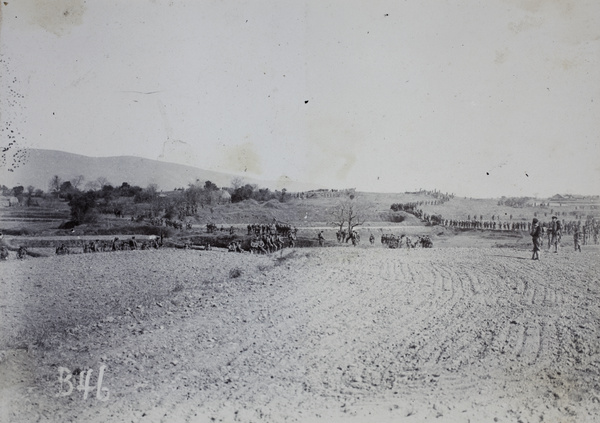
[1,246,599,422]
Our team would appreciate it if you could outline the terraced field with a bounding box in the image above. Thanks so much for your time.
[0,246,599,422]
[0,204,70,231]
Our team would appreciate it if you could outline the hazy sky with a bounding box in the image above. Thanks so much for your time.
[1,0,599,197]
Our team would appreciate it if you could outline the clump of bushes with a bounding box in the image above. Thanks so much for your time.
[229,267,243,279]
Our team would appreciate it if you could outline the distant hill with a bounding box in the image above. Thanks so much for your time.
[0,149,323,193]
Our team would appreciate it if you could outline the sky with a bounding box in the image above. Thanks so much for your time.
[0,0,599,198]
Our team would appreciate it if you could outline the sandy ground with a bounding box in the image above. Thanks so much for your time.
[1,244,599,423]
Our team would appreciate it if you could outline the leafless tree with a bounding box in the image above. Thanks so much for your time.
[71,175,85,190]
[330,200,348,235]
[85,180,100,191]
[330,195,369,242]
[96,176,110,189]
[49,175,62,197]
[231,177,245,190]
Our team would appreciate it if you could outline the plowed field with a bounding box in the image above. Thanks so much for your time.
[1,246,599,422]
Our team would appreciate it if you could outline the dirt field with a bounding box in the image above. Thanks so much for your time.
[1,244,599,423]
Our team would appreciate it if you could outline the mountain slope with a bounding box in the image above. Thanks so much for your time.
[0,149,322,192]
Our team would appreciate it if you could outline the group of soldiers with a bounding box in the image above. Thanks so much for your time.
[380,234,433,249]
[0,232,27,260]
[531,215,599,258]
[228,232,297,254]
[247,223,298,237]
[0,245,27,260]
[334,230,361,245]
[444,219,531,231]
[57,235,162,255]
[566,219,598,252]
[442,217,599,241]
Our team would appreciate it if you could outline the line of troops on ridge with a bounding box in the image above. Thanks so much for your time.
[442,217,598,242]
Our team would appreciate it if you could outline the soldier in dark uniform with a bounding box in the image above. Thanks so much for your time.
[530,218,542,260]
[318,231,325,247]
[573,225,582,252]
[549,216,562,253]
[0,245,8,260]
[17,246,27,259]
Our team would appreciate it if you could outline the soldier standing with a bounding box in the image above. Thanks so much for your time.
[318,231,325,247]
[549,216,562,253]
[573,225,582,252]
[530,218,542,260]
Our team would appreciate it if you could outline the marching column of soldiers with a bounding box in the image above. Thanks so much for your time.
[55,235,162,255]
[440,215,599,242]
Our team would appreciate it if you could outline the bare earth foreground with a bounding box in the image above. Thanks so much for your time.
[1,246,599,423]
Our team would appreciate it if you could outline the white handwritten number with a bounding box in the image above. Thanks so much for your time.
[56,365,109,401]
[96,365,110,401]
[56,367,73,397]
[77,368,94,400]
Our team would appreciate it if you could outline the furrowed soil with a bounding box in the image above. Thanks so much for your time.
[1,246,599,423]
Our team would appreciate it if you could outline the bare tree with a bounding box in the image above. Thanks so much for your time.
[85,180,100,191]
[330,199,348,236]
[96,176,109,189]
[330,196,369,242]
[26,185,35,207]
[49,175,62,197]
[231,177,245,190]
[71,175,85,190]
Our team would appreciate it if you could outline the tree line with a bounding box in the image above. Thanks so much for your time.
[14,175,292,225]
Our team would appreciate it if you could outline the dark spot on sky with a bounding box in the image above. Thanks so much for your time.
[486,172,489,175]
[304,100,309,104]
[385,13,389,16]
[525,173,529,177]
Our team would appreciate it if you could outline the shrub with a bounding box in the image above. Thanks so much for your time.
[229,267,243,279]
